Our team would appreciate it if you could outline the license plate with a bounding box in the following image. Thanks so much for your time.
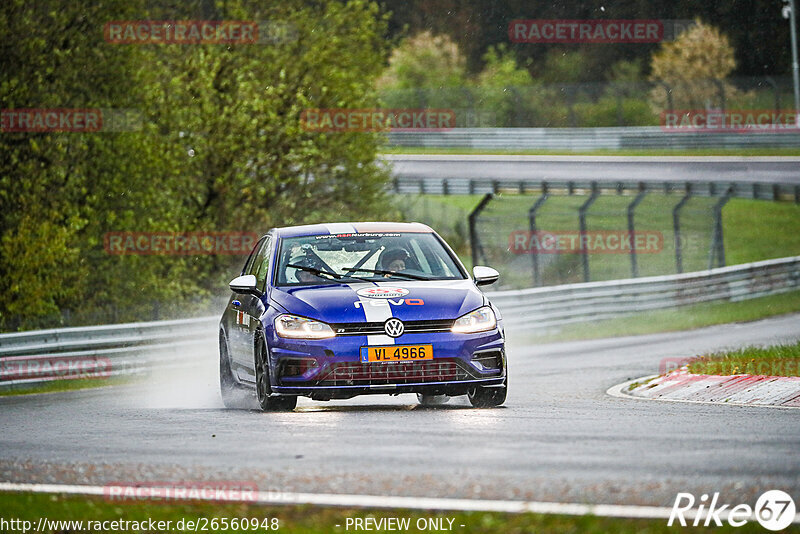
[360,344,434,363]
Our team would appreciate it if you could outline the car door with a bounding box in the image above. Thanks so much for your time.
[228,236,270,382]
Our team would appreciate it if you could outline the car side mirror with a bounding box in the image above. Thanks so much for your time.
[229,274,262,296]
[473,266,499,286]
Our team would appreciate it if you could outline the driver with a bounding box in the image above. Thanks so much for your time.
[379,248,410,275]
[289,257,324,284]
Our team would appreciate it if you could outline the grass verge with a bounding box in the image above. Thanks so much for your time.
[0,491,788,534]
[512,289,800,344]
[687,341,800,377]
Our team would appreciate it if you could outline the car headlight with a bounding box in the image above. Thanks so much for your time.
[274,314,335,339]
[451,306,497,334]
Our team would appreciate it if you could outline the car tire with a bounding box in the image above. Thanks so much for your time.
[467,381,507,408]
[416,393,450,406]
[219,332,252,409]
[255,332,298,412]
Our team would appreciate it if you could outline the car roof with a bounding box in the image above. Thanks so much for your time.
[273,222,434,238]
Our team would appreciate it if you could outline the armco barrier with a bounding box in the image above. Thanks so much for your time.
[0,256,798,388]
[0,316,218,387]
[486,255,800,329]
[387,127,800,150]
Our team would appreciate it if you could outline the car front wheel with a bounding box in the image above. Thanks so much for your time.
[416,393,450,406]
[467,381,507,408]
[255,333,297,412]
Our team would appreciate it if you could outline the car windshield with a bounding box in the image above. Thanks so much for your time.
[275,232,465,286]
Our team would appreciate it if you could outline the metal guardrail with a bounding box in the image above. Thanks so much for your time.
[0,316,218,387]
[1,256,798,388]
[486,255,800,329]
[387,127,800,150]
[393,176,800,202]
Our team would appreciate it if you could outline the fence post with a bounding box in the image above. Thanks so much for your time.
[469,193,494,268]
[627,183,648,278]
[656,81,673,113]
[765,76,782,114]
[528,183,550,286]
[578,182,600,283]
[712,78,727,111]
[673,183,693,273]
[615,84,625,126]
[565,85,577,127]
[708,187,733,269]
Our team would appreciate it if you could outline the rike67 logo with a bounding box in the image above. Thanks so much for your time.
[668,490,796,530]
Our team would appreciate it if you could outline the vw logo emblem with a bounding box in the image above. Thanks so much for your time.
[384,318,404,338]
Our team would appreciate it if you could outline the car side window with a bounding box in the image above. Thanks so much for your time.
[251,237,272,290]
[242,237,266,275]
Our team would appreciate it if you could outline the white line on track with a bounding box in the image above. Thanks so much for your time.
[4,482,800,524]
[0,482,671,519]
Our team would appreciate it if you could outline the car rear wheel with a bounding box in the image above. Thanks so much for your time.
[255,333,297,412]
[416,393,450,406]
[219,332,251,409]
[467,381,507,408]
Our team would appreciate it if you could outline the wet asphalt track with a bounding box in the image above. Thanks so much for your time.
[1,313,799,508]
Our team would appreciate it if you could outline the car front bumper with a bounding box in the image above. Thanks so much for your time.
[266,328,506,399]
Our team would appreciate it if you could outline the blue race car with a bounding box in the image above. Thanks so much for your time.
[219,222,507,411]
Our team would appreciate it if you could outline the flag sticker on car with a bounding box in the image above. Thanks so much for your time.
[236,310,250,326]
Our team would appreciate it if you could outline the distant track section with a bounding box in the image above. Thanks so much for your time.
[383,154,800,200]
[386,127,800,150]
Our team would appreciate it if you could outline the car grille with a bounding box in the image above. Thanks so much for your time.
[316,359,472,386]
[331,319,454,336]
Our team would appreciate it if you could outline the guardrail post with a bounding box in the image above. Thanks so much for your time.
[528,184,550,286]
[708,187,732,269]
[579,182,600,283]
[673,183,693,273]
[627,183,648,278]
[469,193,494,268]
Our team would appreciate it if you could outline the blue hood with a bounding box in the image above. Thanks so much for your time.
[269,280,484,323]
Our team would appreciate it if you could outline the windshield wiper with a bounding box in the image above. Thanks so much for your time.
[287,263,343,280]
[340,267,429,281]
